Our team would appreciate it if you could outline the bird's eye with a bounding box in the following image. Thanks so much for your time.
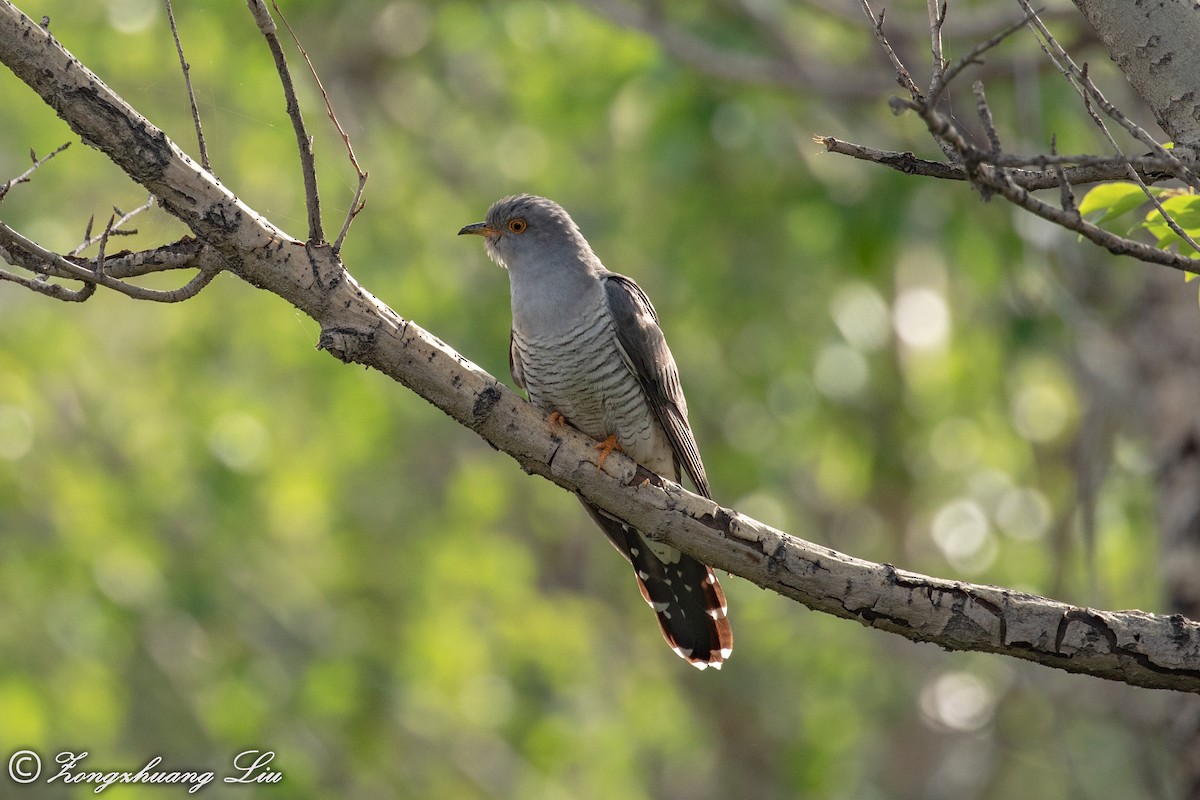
[507,218,528,234]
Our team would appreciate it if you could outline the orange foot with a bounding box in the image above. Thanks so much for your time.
[593,435,622,472]
[548,411,567,431]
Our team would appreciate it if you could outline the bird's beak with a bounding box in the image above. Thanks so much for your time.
[458,222,499,237]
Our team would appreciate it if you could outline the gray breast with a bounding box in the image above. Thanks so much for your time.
[513,304,666,466]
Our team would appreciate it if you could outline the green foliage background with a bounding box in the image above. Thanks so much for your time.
[0,0,1182,797]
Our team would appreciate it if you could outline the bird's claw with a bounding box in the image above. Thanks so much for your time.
[593,435,622,473]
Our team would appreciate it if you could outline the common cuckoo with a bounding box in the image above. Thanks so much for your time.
[459,194,733,669]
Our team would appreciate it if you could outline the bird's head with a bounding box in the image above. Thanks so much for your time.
[458,194,596,275]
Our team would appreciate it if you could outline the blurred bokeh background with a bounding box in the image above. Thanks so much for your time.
[1,0,1195,797]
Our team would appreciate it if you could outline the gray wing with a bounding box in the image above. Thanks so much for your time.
[509,330,526,390]
[602,273,711,499]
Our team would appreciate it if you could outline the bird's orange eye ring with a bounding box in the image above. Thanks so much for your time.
[507,218,528,234]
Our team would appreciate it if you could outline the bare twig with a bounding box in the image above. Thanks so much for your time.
[1016,5,1200,253]
[1016,0,1198,191]
[69,194,155,256]
[884,95,1200,271]
[983,162,1200,271]
[840,0,1200,271]
[927,0,947,93]
[269,0,367,253]
[973,80,1002,154]
[1051,135,1076,214]
[94,213,114,276]
[0,141,69,202]
[246,0,323,244]
[0,262,94,301]
[817,136,964,179]
[819,136,1177,180]
[929,10,1040,108]
[0,221,222,302]
[860,0,922,101]
[163,0,209,171]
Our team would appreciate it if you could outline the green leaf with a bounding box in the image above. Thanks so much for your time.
[1143,195,1200,244]
[1078,182,1149,223]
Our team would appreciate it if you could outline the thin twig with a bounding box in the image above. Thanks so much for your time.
[1051,135,1076,214]
[856,76,1200,272]
[1120,163,1200,255]
[927,0,947,94]
[816,136,1178,188]
[246,0,324,244]
[929,9,1041,108]
[269,0,367,253]
[0,221,222,302]
[94,214,114,276]
[1016,0,1197,190]
[859,0,922,101]
[0,262,95,301]
[163,0,209,171]
[0,141,70,202]
[1071,64,1200,254]
[973,80,1002,154]
[984,161,1200,273]
[842,0,1200,270]
[69,194,155,256]
[1018,4,1200,253]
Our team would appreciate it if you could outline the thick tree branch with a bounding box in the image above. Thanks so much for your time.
[1068,0,1200,149]
[2,1,1200,691]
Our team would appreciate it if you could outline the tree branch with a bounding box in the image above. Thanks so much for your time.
[0,220,221,302]
[2,0,1200,691]
[163,0,208,172]
[269,0,367,254]
[835,3,1200,273]
[245,0,323,244]
[816,135,1179,190]
[0,140,69,201]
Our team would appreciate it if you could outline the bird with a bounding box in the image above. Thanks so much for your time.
[459,194,732,669]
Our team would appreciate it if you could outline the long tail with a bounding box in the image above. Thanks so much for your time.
[582,502,733,669]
